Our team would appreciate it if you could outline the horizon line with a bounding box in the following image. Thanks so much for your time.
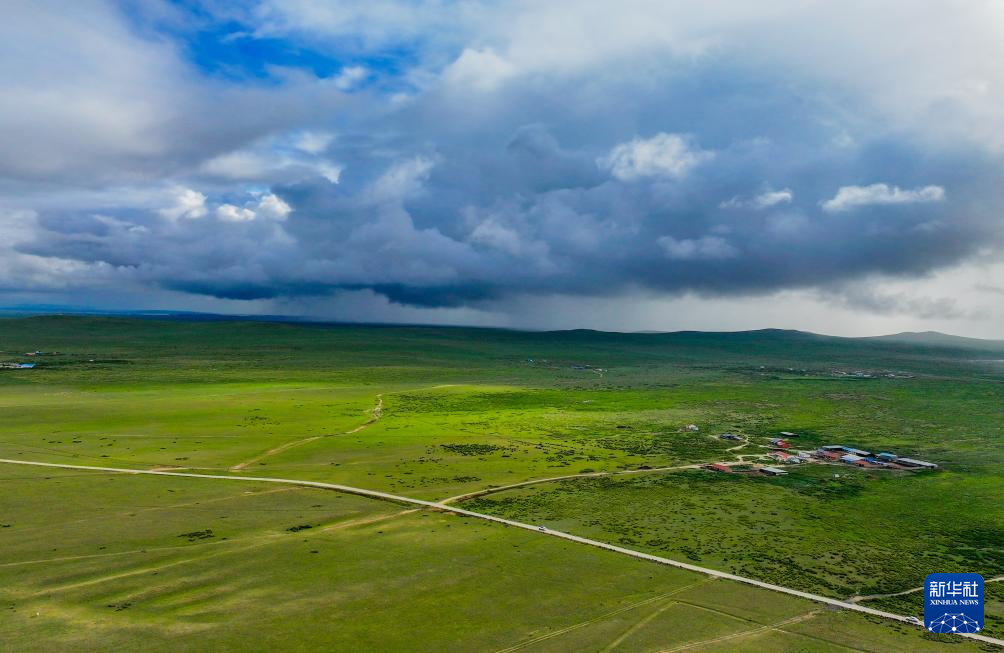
[2,305,1002,344]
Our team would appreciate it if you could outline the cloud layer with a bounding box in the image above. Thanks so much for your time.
[2,1,1004,333]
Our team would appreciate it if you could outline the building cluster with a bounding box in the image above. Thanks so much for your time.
[813,445,938,469]
[704,461,792,476]
[0,362,35,369]
[1,351,50,369]
[766,450,806,464]
[704,429,939,478]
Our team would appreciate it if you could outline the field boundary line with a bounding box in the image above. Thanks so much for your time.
[2,457,1001,649]
[493,580,709,653]
[599,595,686,652]
[655,610,825,653]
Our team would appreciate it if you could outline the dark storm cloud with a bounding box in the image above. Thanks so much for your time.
[16,68,1004,307]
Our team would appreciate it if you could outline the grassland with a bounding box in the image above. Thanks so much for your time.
[1,316,1002,651]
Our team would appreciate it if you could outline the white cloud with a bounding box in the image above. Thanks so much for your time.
[215,204,256,222]
[601,133,712,181]
[151,1,1004,154]
[466,217,550,266]
[315,162,341,183]
[255,193,292,220]
[292,130,335,154]
[199,131,341,184]
[331,66,368,91]
[442,48,516,92]
[159,187,207,220]
[821,183,946,212]
[369,156,436,201]
[657,235,737,260]
[721,188,793,210]
[216,193,292,222]
[249,2,1004,150]
[469,218,523,256]
[252,1,452,50]
[0,2,186,182]
[200,151,274,180]
[754,189,794,208]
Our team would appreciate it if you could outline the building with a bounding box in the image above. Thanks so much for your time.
[706,463,731,473]
[779,431,799,437]
[796,450,813,459]
[854,459,872,467]
[840,446,871,457]
[684,424,700,432]
[761,466,787,476]
[719,433,742,441]
[840,454,863,464]
[895,458,938,469]
[767,452,790,462]
[820,445,844,451]
[877,452,897,461]
[769,438,791,449]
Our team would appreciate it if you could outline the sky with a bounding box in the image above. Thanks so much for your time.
[2,1,1004,337]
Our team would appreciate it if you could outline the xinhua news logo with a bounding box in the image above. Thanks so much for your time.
[924,573,984,634]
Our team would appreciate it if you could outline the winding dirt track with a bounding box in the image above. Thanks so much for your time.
[2,457,1002,649]
[440,464,704,505]
[440,434,762,505]
[228,394,383,471]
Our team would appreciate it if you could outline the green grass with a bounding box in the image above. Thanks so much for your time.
[466,466,1004,599]
[1,466,991,652]
[1,315,1002,651]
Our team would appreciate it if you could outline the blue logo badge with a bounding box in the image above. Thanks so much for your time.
[924,573,984,634]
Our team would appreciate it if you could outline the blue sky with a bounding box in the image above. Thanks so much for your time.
[2,1,1004,336]
[125,3,419,84]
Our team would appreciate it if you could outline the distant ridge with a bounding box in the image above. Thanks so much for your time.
[867,331,1004,351]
